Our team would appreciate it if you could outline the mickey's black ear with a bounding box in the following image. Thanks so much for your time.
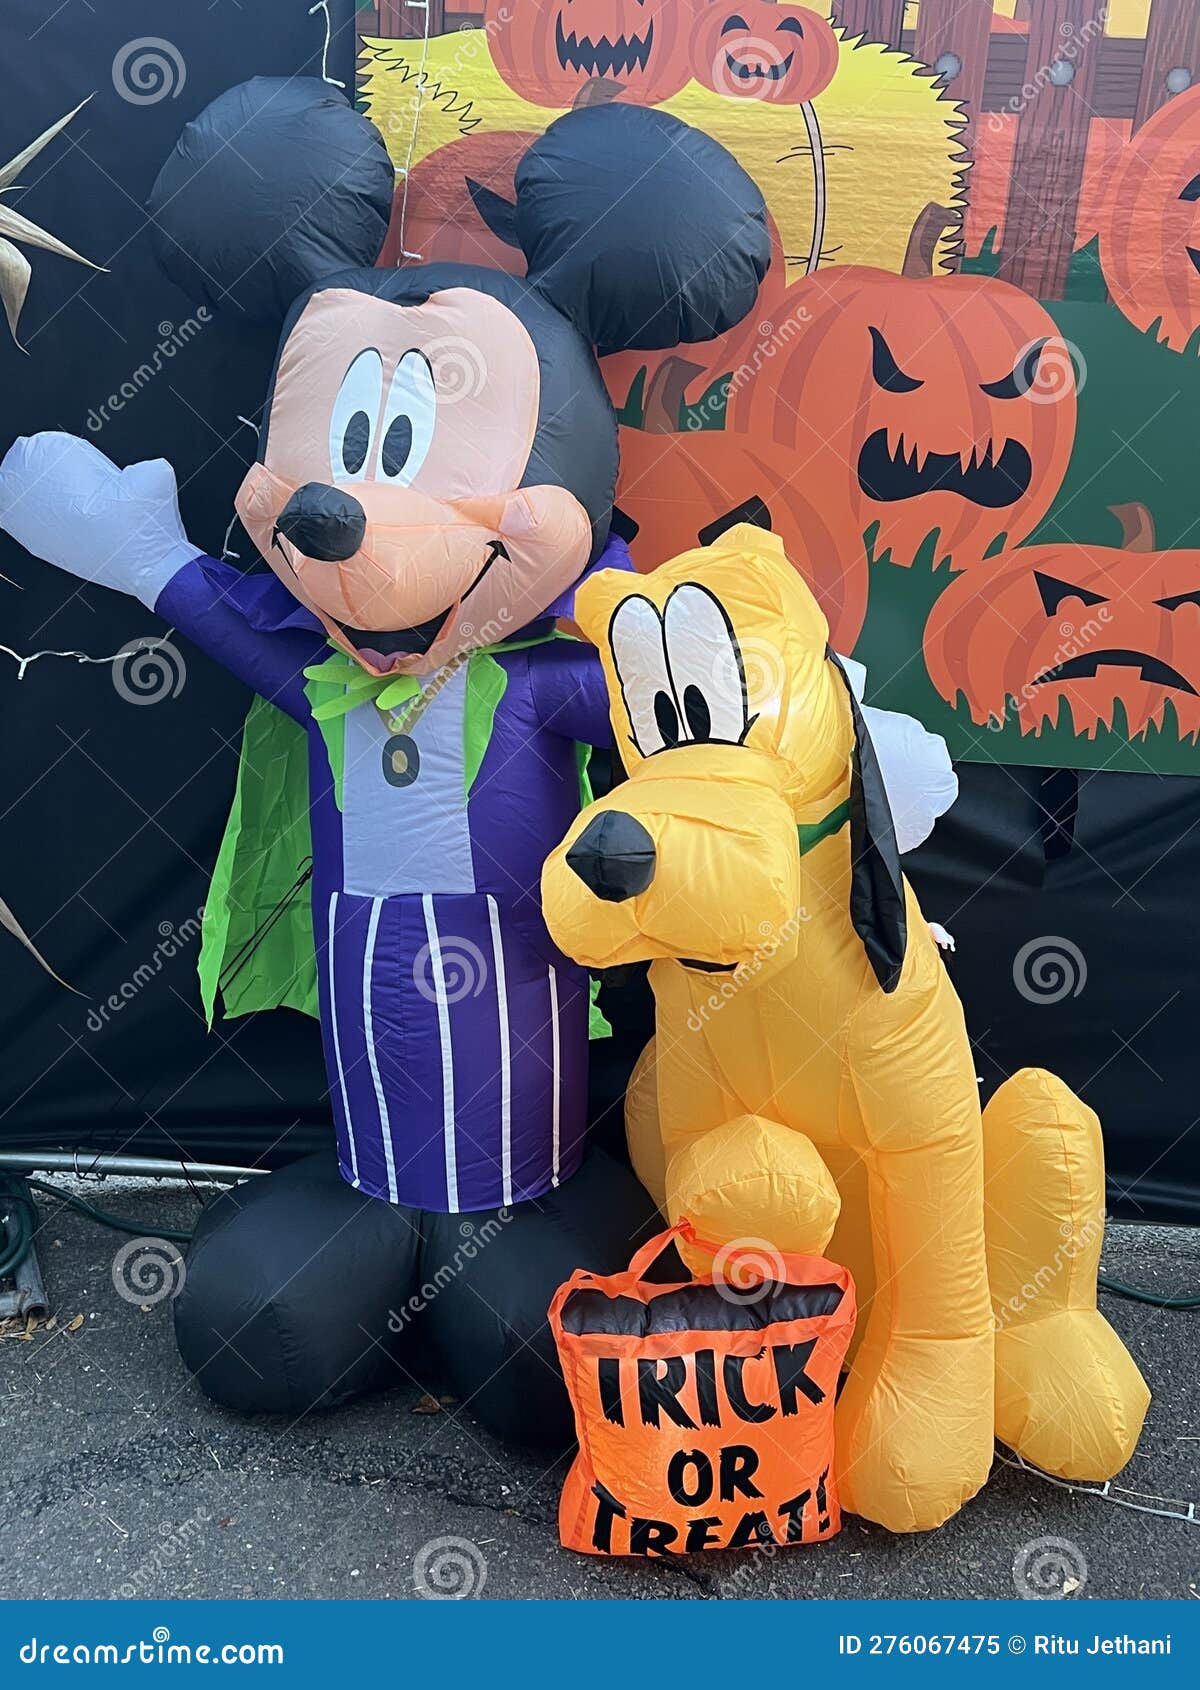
[826,651,908,994]
[515,105,771,358]
[149,78,395,321]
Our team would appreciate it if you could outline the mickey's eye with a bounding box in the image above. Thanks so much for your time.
[981,338,1049,399]
[610,595,679,758]
[1180,173,1200,203]
[776,14,805,35]
[869,326,923,394]
[721,14,750,33]
[378,350,436,486]
[662,584,752,746]
[1034,570,1108,616]
[330,349,383,481]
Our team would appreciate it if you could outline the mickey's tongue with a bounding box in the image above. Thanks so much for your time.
[338,606,452,669]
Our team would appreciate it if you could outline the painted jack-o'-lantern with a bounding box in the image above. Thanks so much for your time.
[924,503,1200,741]
[484,0,698,108]
[729,204,1078,568]
[614,356,868,650]
[690,2,839,105]
[1100,86,1200,353]
[379,131,535,275]
[689,2,839,276]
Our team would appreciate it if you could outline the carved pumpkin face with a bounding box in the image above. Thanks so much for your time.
[923,505,1200,741]
[615,425,868,652]
[730,265,1078,567]
[378,132,535,276]
[690,2,839,104]
[484,0,697,108]
[1100,86,1200,353]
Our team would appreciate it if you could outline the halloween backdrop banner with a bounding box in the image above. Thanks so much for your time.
[363,0,1200,776]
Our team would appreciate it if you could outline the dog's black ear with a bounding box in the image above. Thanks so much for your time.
[149,78,394,321]
[514,104,770,358]
[826,651,907,994]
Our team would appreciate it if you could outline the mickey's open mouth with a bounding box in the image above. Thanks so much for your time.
[332,540,509,663]
[725,50,794,82]
[1034,649,1197,694]
[556,12,653,76]
[857,429,1033,509]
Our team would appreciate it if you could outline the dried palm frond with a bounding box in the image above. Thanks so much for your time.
[0,892,81,993]
[0,98,103,347]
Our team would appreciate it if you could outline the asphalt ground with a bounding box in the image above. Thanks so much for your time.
[1,1182,1197,1602]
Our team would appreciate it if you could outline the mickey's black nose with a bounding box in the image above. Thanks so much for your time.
[275,482,366,563]
[566,812,656,903]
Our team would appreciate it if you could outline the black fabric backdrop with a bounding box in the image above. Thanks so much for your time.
[0,2,1194,1219]
[0,1,356,1167]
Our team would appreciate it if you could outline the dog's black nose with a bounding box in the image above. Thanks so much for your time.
[566,812,656,903]
[275,482,366,563]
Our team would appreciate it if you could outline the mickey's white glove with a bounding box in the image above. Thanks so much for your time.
[833,652,958,855]
[0,433,200,610]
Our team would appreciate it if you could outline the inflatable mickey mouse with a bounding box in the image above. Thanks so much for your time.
[0,80,771,1438]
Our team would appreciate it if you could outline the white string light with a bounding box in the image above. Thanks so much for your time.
[999,1449,1200,1526]
[308,0,347,90]
[394,0,434,261]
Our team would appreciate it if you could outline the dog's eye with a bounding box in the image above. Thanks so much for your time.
[662,584,751,747]
[378,351,436,486]
[610,595,678,758]
[330,348,384,481]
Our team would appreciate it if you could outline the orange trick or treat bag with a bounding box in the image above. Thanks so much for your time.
[550,1223,856,1557]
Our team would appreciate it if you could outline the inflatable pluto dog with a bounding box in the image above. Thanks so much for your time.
[542,527,1150,1533]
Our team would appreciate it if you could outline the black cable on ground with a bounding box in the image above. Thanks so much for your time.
[1098,1272,1200,1310]
[0,1173,193,1287]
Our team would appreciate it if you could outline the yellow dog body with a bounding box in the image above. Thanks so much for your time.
[543,527,1149,1533]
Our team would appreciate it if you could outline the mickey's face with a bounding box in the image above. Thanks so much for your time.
[236,286,593,674]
